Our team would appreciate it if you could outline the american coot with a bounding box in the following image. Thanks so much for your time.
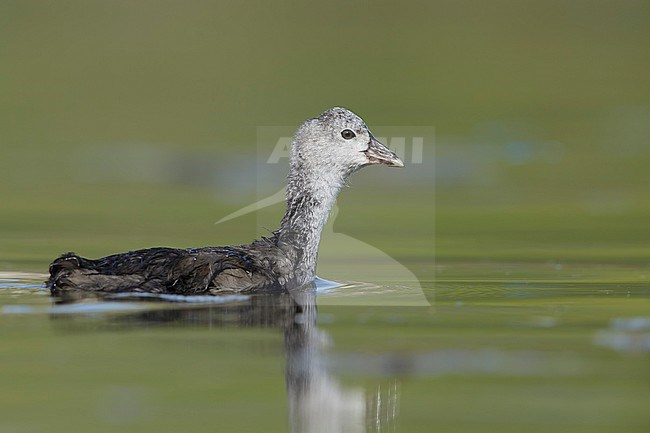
[47,107,403,295]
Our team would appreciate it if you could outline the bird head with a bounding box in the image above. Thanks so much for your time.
[292,107,403,181]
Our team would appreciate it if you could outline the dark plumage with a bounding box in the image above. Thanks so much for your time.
[47,107,403,296]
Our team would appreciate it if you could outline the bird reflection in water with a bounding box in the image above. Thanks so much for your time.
[52,285,400,433]
[283,285,400,433]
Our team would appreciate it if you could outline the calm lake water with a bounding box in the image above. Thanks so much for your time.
[2,1,650,432]
[1,263,648,433]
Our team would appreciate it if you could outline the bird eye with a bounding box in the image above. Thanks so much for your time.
[341,129,356,140]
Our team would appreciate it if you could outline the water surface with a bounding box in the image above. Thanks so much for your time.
[1,266,648,433]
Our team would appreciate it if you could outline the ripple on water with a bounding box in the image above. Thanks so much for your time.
[0,272,48,292]
[594,316,650,353]
[326,349,585,378]
[317,279,431,306]
[0,272,250,316]
[105,292,250,304]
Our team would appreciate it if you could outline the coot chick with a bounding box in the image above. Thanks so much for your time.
[47,107,403,296]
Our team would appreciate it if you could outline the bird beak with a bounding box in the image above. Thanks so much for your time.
[363,133,404,167]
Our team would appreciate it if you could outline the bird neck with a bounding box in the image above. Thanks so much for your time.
[277,167,344,282]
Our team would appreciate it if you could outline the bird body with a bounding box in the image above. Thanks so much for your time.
[47,107,403,296]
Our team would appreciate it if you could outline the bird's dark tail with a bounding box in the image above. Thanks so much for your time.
[47,252,149,296]
[47,252,90,295]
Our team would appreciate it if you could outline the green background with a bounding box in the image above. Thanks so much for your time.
[2,0,649,272]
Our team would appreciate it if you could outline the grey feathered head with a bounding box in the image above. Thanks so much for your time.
[291,107,403,181]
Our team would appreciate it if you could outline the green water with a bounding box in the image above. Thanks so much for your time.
[1,262,649,433]
[2,1,650,431]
